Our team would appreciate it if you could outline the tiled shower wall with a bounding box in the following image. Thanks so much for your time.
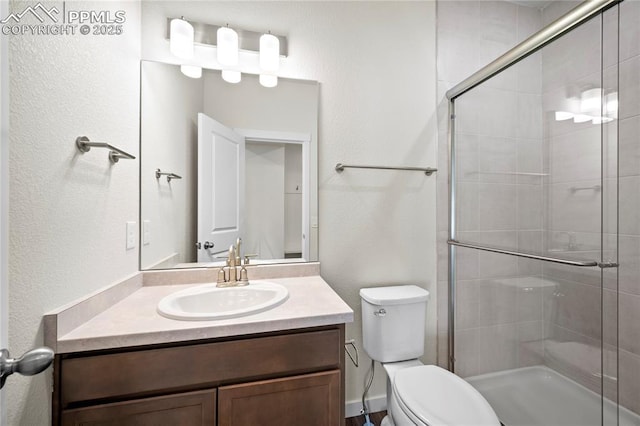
[435,0,546,373]
[615,0,640,412]
[437,0,640,416]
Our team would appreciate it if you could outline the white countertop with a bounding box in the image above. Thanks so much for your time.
[50,275,353,354]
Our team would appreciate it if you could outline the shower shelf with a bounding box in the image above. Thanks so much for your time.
[447,239,600,267]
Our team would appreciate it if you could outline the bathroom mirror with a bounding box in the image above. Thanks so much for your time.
[140,60,319,270]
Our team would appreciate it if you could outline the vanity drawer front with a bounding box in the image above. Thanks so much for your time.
[61,389,216,426]
[60,328,341,405]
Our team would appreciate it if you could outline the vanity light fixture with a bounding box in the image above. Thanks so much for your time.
[165,18,288,85]
[217,25,241,83]
[180,65,202,79]
[259,32,280,87]
[170,17,194,59]
[554,89,619,124]
[580,88,601,114]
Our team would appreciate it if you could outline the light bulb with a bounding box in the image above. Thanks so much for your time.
[260,33,280,73]
[170,18,194,59]
[580,88,601,114]
[555,111,574,121]
[217,26,239,66]
[222,70,241,84]
[260,74,278,88]
[573,114,593,123]
[180,65,202,79]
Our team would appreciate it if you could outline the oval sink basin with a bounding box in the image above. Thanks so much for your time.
[157,281,289,321]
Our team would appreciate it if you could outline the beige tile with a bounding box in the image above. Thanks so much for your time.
[517,184,543,230]
[547,181,601,234]
[517,321,544,367]
[620,0,640,62]
[619,116,640,178]
[477,184,517,231]
[473,231,519,278]
[437,279,450,369]
[620,176,640,235]
[548,126,601,184]
[619,291,640,355]
[452,241,480,281]
[517,94,543,140]
[541,17,601,94]
[516,137,544,183]
[455,279,480,330]
[619,235,640,295]
[517,51,542,95]
[619,349,640,416]
[620,55,640,120]
[476,323,519,375]
[543,279,602,341]
[454,328,479,378]
[478,136,517,184]
[516,5,542,42]
[517,230,543,276]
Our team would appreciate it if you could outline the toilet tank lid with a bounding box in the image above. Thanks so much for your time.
[360,285,429,306]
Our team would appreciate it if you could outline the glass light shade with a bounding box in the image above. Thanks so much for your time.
[180,65,202,79]
[605,92,618,118]
[217,27,239,66]
[260,74,278,88]
[222,70,241,84]
[260,33,280,72]
[573,114,593,123]
[592,116,614,125]
[555,111,574,121]
[170,18,194,59]
[580,88,601,114]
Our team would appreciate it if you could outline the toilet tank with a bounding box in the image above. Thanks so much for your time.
[360,285,429,363]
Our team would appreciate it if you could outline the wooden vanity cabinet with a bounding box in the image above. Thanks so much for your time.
[53,325,345,426]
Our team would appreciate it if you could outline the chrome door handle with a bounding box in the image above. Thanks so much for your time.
[203,241,214,250]
[0,347,54,389]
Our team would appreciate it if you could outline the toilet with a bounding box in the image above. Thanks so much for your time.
[360,285,500,426]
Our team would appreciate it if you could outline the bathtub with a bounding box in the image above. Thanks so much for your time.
[466,366,640,426]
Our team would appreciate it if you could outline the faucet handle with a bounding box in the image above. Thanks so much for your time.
[243,254,258,265]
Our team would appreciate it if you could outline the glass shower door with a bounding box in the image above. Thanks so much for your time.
[449,5,625,425]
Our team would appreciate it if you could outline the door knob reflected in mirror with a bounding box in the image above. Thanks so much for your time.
[0,347,54,389]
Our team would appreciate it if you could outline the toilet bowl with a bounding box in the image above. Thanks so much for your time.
[360,285,500,426]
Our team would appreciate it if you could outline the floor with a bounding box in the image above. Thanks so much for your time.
[345,411,387,426]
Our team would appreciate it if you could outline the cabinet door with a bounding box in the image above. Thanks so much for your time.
[61,389,216,426]
[218,370,341,426]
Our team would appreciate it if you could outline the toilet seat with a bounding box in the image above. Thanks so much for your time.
[393,365,500,426]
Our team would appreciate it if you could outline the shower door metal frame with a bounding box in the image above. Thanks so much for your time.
[446,0,621,372]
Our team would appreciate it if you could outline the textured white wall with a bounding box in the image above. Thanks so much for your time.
[245,142,285,259]
[0,0,9,422]
[8,1,141,423]
[8,2,436,421]
[142,1,437,406]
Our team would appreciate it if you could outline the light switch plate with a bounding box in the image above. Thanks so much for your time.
[126,221,136,250]
[143,220,151,246]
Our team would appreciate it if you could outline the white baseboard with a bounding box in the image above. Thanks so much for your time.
[345,394,387,418]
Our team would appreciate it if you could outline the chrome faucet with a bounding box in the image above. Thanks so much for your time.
[216,238,249,287]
